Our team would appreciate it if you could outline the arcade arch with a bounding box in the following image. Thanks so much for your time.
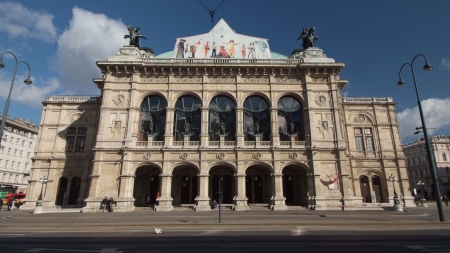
[209,165,235,204]
[282,164,308,206]
[171,165,199,205]
[245,164,272,204]
[133,165,161,206]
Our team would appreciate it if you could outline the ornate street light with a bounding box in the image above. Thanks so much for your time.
[37,176,48,204]
[33,176,48,214]
[397,54,444,221]
[417,180,428,207]
[388,174,403,211]
[0,51,32,146]
[388,174,398,197]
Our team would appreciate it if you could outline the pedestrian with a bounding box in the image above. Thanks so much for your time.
[0,198,3,211]
[108,197,115,212]
[443,195,449,207]
[101,196,108,212]
[7,197,13,211]
[211,200,217,209]
[146,193,151,207]
[153,192,161,210]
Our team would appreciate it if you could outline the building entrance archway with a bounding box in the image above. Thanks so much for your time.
[282,165,308,206]
[172,166,198,205]
[372,175,384,203]
[360,176,371,203]
[133,165,160,206]
[245,165,271,204]
[209,166,235,204]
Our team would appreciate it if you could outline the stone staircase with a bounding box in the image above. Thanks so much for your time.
[248,204,270,210]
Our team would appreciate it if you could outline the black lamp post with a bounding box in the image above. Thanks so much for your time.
[388,174,398,197]
[398,54,444,221]
[0,51,32,146]
[417,180,428,207]
[388,174,403,211]
[37,176,48,202]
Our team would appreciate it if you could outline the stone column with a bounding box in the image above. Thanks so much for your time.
[235,106,244,147]
[156,173,173,211]
[271,173,287,210]
[270,108,280,147]
[234,173,249,211]
[195,174,211,211]
[200,106,209,147]
[164,107,174,146]
[116,174,136,212]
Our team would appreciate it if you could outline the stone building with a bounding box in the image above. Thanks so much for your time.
[0,116,38,193]
[403,135,450,198]
[22,20,414,212]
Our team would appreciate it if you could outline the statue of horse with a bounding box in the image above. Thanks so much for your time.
[297,27,318,50]
[124,26,147,48]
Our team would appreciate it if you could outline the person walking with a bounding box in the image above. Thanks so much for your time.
[154,191,161,210]
[7,197,13,211]
[146,193,151,207]
[108,197,115,212]
[101,196,108,212]
[443,195,449,207]
[0,199,3,211]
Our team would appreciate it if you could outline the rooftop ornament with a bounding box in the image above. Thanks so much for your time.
[124,26,147,49]
[297,27,318,50]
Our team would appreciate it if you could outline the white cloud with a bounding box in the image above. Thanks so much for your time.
[341,82,351,97]
[0,2,57,43]
[54,7,126,95]
[440,58,450,71]
[0,71,60,108]
[397,98,450,141]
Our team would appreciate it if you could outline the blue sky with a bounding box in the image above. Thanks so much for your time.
[1,0,449,144]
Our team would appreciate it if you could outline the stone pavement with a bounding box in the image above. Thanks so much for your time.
[1,203,449,232]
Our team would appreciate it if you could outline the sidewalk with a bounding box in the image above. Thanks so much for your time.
[1,203,449,231]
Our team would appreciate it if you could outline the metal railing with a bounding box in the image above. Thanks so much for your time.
[143,58,301,65]
[46,96,100,102]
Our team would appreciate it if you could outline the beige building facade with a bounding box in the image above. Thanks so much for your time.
[403,135,450,198]
[22,21,415,212]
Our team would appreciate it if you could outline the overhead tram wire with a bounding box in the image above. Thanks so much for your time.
[199,0,225,51]
[199,0,226,28]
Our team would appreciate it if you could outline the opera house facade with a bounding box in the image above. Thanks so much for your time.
[22,20,414,212]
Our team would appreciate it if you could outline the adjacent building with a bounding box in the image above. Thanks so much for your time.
[0,116,38,193]
[22,20,414,212]
[403,135,450,198]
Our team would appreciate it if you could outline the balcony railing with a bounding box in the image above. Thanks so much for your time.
[46,96,100,102]
[129,140,308,149]
[143,58,301,65]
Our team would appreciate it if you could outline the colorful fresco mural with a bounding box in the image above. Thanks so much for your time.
[172,19,271,59]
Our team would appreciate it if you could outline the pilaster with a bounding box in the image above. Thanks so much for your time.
[233,173,249,211]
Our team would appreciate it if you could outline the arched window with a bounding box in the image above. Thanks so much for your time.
[243,96,270,141]
[209,96,236,141]
[277,96,303,141]
[140,95,167,141]
[443,153,447,161]
[174,95,202,141]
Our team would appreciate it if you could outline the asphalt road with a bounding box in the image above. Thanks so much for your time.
[1,229,450,253]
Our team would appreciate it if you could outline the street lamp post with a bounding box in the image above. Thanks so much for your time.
[388,174,403,211]
[33,176,48,214]
[417,180,428,207]
[398,54,445,221]
[0,51,32,146]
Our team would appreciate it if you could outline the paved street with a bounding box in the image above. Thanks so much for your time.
[0,204,449,252]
